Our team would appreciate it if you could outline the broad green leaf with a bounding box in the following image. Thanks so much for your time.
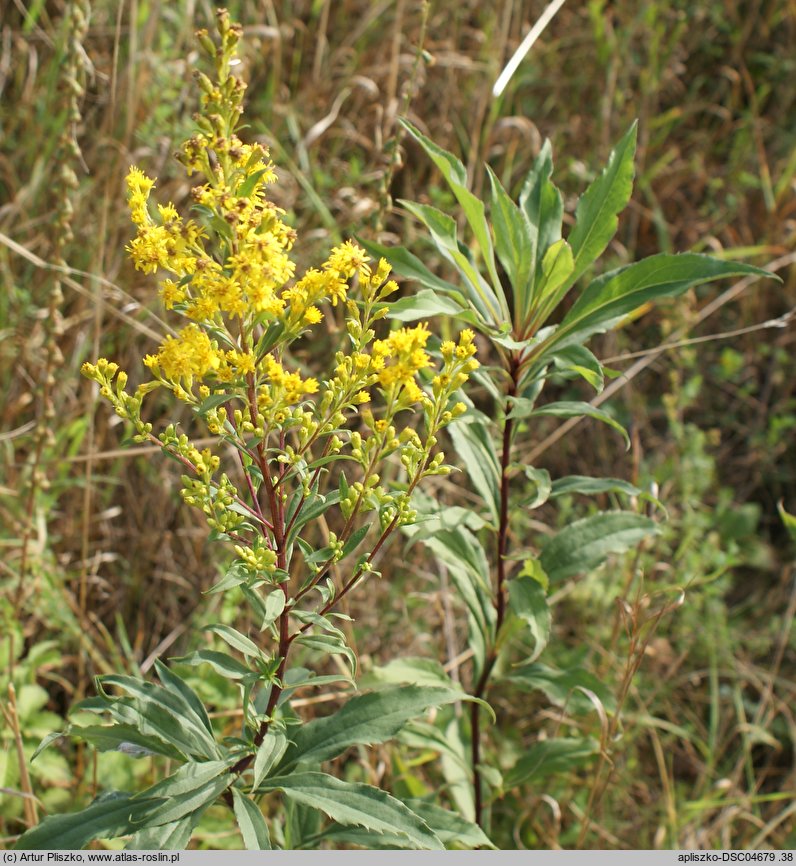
[133,760,235,829]
[551,475,642,498]
[399,200,499,323]
[232,789,272,850]
[400,118,506,319]
[274,685,470,773]
[321,799,494,850]
[207,561,249,594]
[357,237,464,297]
[535,238,575,318]
[519,141,564,317]
[260,772,442,850]
[97,675,218,759]
[173,649,253,680]
[550,254,775,356]
[449,419,501,521]
[507,575,551,663]
[520,466,552,510]
[486,165,534,306]
[566,121,638,289]
[71,723,184,761]
[368,657,458,690]
[505,662,616,713]
[13,792,164,850]
[504,738,598,789]
[551,345,605,392]
[385,289,476,323]
[252,730,289,789]
[511,399,629,448]
[260,588,286,632]
[403,798,495,849]
[126,814,200,850]
[205,624,263,659]
[294,633,356,677]
[540,511,659,583]
[153,661,214,735]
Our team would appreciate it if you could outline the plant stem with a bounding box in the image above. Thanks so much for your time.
[471,358,519,828]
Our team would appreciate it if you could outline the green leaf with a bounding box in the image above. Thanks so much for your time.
[551,345,605,392]
[551,475,642,499]
[403,798,496,849]
[274,685,469,774]
[260,772,443,850]
[205,624,263,659]
[505,662,616,713]
[71,723,183,761]
[357,237,464,297]
[566,121,638,289]
[232,789,272,850]
[13,792,163,850]
[552,253,775,355]
[540,511,659,583]
[341,522,371,559]
[259,588,286,632]
[520,466,552,510]
[322,799,494,850]
[486,165,534,306]
[126,814,199,850]
[399,200,499,324]
[535,238,575,317]
[97,675,219,759]
[449,419,501,521]
[504,738,598,789]
[153,661,214,736]
[519,141,564,317]
[507,575,551,663]
[173,649,253,680]
[400,118,505,319]
[207,561,249,594]
[511,399,629,448]
[294,633,357,677]
[368,657,458,690]
[384,289,476,324]
[778,501,796,544]
[252,730,289,789]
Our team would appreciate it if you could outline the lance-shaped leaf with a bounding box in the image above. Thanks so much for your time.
[448,418,501,521]
[540,511,660,584]
[504,738,599,789]
[399,200,500,324]
[13,792,164,850]
[232,789,272,850]
[273,685,475,774]
[400,118,507,322]
[260,772,443,850]
[510,399,629,448]
[358,236,465,297]
[541,253,775,360]
[565,121,638,290]
[519,141,564,317]
[507,575,551,664]
[486,165,534,309]
[97,674,219,759]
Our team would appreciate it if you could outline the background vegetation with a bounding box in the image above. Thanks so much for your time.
[1,0,794,850]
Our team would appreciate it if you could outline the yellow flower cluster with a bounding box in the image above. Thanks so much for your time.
[144,324,222,383]
[373,323,432,403]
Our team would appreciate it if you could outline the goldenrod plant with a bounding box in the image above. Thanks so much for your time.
[363,112,776,832]
[13,11,488,851]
